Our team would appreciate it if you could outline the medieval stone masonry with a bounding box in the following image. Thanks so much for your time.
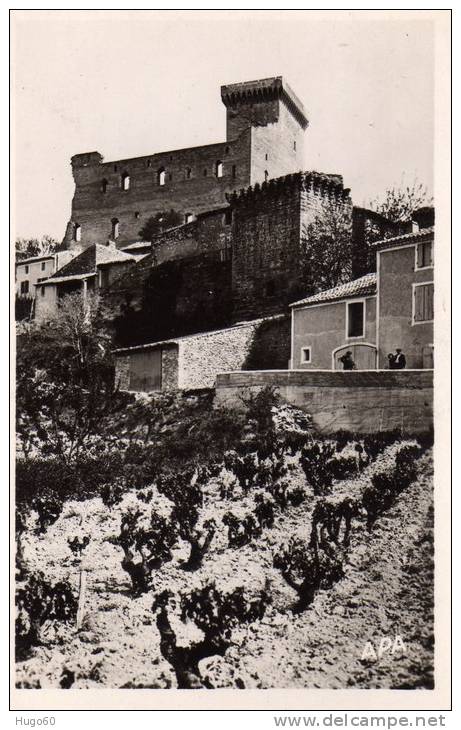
[56,76,402,364]
[63,77,308,250]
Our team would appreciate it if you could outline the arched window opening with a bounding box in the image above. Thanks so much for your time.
[113,164,118,172]
[264,170,269,182]
[101,178,108,193]
[121,173,130,191]
[293,140,297,151]
[186,167,192,180]
[216,161,223,178]
[146,159,152,168]
[158,168,166,186]
[185,213,193,224]
[73,223,81,242]
[111,218,119,240]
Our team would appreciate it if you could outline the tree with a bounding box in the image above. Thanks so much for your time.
[138,210,183,241]
[16,291,122,465]
[369,178,433,223]
[299,199,353,296]
[15,235,60,261]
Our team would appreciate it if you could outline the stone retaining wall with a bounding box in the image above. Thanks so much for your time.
[215,369,433,434]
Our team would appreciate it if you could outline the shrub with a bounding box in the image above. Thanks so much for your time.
[254,494,275,529]
[170,503,216,572]
[222,511,261,548]
[273,537,344,612]
[362,445,420,531]
[310,497,361,548]
[299,441,336,495]
[16,572,77,659]
[32,494,64,534]
[117,508,177,595]
[327,455,358,481]
[268,479,305,511]
[152,584,270,688]
[417,428,434,452]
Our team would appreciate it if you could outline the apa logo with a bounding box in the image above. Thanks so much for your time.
[361,635,407,662]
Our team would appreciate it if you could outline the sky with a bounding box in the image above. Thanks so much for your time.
[12,10,434,241]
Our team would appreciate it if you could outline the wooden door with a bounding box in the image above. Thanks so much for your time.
[129,349,162,391]
[333,344,377,370]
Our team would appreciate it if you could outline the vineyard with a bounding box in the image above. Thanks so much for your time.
[15,387,434,690]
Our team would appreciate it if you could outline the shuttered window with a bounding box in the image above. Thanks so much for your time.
[416,241,433,269]
[414,283,434,323]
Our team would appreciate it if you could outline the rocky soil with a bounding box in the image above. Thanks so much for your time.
[15,442,434,690]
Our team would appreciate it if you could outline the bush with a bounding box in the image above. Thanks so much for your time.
[118,508,177,594]
[299,441,336,495]
[16,572,77,659]
[327,455,358,481]
[362,445,420,531]
[274,537,344,612]
[152,584,270,688]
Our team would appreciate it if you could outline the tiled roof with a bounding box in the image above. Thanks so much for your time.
[290,273,377,308]
[372,227,434,249]
[49,244,135,281]
[95,244,136,265]
[120,241,151,251]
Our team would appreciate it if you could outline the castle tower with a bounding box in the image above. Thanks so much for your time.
[221,76,309,185]
[62,77,308,250]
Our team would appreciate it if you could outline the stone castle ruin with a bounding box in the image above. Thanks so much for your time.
[59,76,399,350]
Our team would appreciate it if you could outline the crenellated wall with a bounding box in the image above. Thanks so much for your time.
[229,171,352,323]
[63,76,309,250]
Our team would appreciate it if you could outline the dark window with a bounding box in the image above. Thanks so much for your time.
[20,280,29,295]
[265,280,276,297]
[101,178,108,193]
[41,286,45,297]
[41,261,46,271]
[111,218,119,239]
[265,153,268,161]
[301,347,311,363]
[134,211,140,219]
[224,209,232,225]
[232,165,237,179]
[203,168,208,177]
[264,170,269,182]
[146,159,152,168]
[347,301,364,338]
[225,146,230,155]
[294,140,297,151]
[186,167,192,179]
[113,164,118,172]
[169,173,173,181]
[417,241,433,269]
[73,223,81,242]
[414,283,434,323]
[24,265,29,274]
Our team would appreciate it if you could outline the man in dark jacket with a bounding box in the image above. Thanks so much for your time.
[339,351,356,370]
[393,348,406,369]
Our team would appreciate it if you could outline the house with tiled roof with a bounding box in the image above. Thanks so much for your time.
[34,243,137,321]
[290,224,434,370]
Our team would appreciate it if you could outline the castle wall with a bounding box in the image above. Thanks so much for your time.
[230,173,352,324]
[153,207,232,265]
[250,100,304,185]
[64,133,251,249]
